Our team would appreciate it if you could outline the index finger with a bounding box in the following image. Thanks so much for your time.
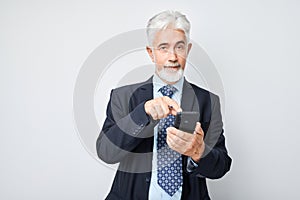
[162,96,182,114]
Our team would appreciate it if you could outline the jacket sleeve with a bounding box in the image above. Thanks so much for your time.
[188,94,232,179]
[96,89,157,164]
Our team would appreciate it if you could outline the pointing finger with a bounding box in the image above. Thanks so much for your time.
[163,97,181,113]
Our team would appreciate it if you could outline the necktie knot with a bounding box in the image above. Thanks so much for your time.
[159,85,177,98]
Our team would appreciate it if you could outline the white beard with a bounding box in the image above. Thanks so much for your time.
[156,67,184,83]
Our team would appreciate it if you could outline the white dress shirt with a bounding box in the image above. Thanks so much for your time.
[148,74,184,200]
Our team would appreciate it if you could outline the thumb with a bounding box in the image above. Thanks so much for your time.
[194,122,203,135]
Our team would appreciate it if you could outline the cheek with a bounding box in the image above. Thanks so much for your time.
[154,52,167,63]
[178,57,187,68]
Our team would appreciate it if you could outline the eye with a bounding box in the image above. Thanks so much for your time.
[158,45,168,53]
[176,44,185,51]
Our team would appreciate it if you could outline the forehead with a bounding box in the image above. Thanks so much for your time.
[152,28,187,46]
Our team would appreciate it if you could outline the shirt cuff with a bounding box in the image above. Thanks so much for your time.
[186,157,199,172]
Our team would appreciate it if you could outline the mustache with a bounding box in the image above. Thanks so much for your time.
[164,62,181,67]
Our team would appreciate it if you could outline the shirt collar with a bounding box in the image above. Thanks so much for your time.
[153,73,184,93]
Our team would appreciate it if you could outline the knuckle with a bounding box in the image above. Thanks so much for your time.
[192,136,197,144]
[168,140,173,146]
[167,139,173,147]
[152,113,158,120]
[183,148,189,155]
[186,146,192,153]
[158,113,164,119]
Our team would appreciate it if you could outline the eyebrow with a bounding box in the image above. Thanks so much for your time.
[157,43,169,48]
[175,41,186,46]
[156,40,186,48]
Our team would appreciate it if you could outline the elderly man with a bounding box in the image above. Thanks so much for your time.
[96,10,232,200]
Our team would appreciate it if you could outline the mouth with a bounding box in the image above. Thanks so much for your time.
[164,64,181,70]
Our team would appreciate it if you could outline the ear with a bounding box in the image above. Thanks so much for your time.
[146,46,155,62]
[187,43,192,55]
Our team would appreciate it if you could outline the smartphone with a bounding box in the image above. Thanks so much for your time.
[174,111,200,133]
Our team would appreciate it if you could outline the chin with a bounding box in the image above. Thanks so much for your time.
[157,68,183,83]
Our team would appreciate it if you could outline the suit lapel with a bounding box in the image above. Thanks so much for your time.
[130,76,153,107]
[181,79,199,112]
[140,76,153,100]
[132,77,199,113]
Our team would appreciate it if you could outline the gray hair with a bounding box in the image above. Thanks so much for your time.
[146,10,191,45]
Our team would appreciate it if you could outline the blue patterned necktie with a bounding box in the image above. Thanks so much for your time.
[157,85,183,197]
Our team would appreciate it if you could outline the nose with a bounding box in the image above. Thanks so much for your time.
[168,49,178,62]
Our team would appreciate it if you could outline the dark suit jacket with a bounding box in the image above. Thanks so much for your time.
[96,77,232,200]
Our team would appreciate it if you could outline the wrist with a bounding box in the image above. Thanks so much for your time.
[191,154,201,163]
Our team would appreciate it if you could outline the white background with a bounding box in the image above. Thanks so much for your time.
[1,0,300,199]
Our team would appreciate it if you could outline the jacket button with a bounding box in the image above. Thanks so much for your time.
[145,177,150,183]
